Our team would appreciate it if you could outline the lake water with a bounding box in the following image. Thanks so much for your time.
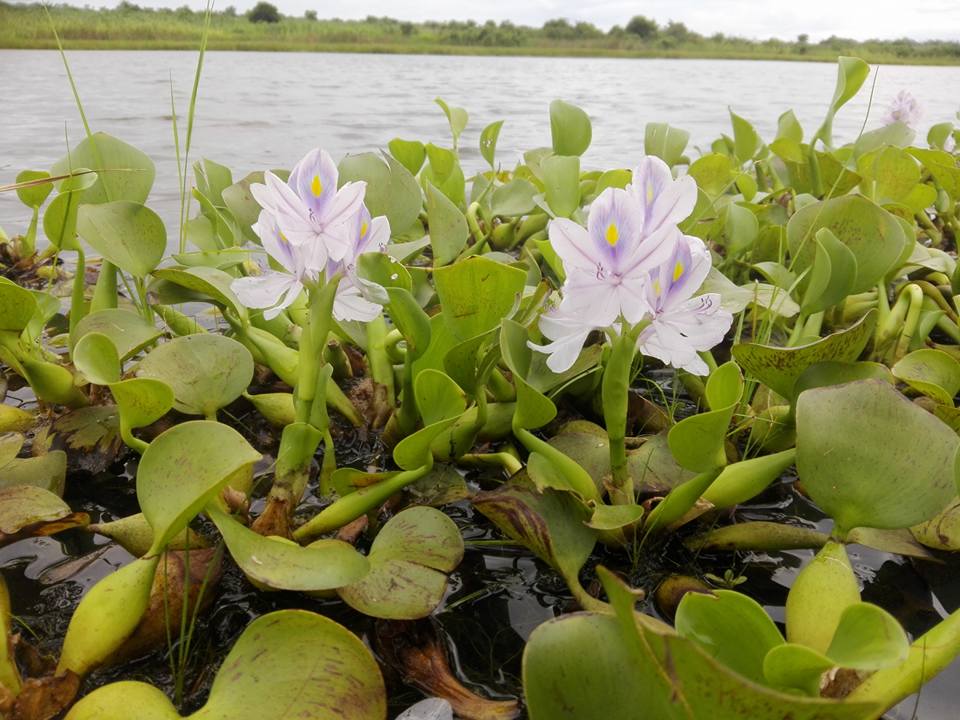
[0,49,959,233]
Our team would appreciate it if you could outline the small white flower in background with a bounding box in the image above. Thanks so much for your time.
[232,148,391,321]
[882,90,923,129]
[530,155,731,375]
[394,697,453,720]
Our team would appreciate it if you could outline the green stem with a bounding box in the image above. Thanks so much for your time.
[293,461,434,541]
[366,315,395,407]
[603,330,636,505]
[69,247,87,337]
[294,277,340,425]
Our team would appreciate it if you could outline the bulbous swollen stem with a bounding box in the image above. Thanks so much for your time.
[603,320,648,505]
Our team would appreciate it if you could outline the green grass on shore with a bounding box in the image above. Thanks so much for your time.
[2,2,960,66]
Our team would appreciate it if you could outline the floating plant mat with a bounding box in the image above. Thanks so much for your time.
[3,50,960,720]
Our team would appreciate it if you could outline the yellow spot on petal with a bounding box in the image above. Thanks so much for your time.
[673,261,685,281]
[605,223,619,246]
[360,221,369,238]
[646,184,654,203]
[653,279,662,296]
[310,174,323,197]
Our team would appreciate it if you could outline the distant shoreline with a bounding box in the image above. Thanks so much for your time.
[3,40,960,67]
[3,3,959,67]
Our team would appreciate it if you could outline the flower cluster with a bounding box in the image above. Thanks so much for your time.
[531,156,732,375]
[232,148,390,321]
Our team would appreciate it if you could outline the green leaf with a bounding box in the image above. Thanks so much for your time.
[208,507,369,591]
[500,319,557,430]
[800,228,857,315]
[73,332,121,385]
[137,421,260,553]
[523,568,880,720]
[688,154,735,198]
[816,57,870,146]
[541,154,580,218]
[550,100,592,157]
[110,378,174,432]
[67,610,386,720]
[474,481,595,592]
[796,380,959,534]
[676,589,785,684]
[414,369,466,426]
[58,556,159,676]
[433,255,526,341]
[826,603,909,671]
[15,169,53,208]
[644,122,690,166]
[730,109,761,163]
[389,138,427,176]
[787,195,908,295]
[776,110,804,144]
[491,178,537,217]
[77,201,166,277]
[763,643,834,696]
[72,308,162,360]
[339,153,421,235]
[0,277,39,331]
[480,119,504,167]
[425,181,468,266]
[0,484,77,541]
[435,97,468,147]
[732,310,876,402]
[136,334,254,417]
[152,265,249,323]
[892,349,960,406]
[338,506,463,619]
[668,362,742,472]
[724,203,759,256]
[52,132,155,204]
[385,287,431,359]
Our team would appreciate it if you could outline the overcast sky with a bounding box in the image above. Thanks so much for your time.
[19,0,960,41]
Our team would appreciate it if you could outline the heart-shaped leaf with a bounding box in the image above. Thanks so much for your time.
[136,334,254,418]
[796,380,959,534]
[338,506,463,619]
[137,421,261,554]
[77,201,166,278]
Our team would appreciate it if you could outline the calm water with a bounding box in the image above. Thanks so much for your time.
[1,49,959,233]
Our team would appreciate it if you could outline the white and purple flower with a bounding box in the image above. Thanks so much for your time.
[530,156,731,375]
[882,90,923,129]
[231,148,390,322]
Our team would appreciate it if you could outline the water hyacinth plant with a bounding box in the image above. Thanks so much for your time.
[2,40,960,720]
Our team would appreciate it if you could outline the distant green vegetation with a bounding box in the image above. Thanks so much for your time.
[2,1,960,65]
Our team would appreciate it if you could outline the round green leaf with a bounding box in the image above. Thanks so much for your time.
[110,377,175,429]
[15,169,53,208]
[72,308,162,361]
[136,334,254,417]
[796,380,959,533]
[136,421,261,553]
[339,152,421,235]
[77,201,166,278]
[338,506,464,619]
[193,611,386,720]
[676,589,785,684]
[892,348,960,406]
[0,278,39,332]
[825,603,910,671]
[73,332,122,386]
